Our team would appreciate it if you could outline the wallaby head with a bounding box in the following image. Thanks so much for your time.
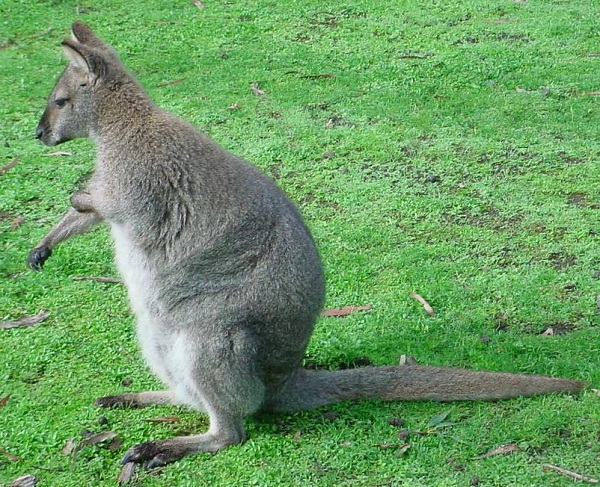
[35,22,131,146]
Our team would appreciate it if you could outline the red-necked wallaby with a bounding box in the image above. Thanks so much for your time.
[31,22,583,468]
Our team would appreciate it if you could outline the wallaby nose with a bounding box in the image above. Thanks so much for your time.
[35,126,45,140]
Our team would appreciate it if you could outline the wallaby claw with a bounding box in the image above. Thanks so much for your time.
[28,246,52,271]
[122,440,185,469]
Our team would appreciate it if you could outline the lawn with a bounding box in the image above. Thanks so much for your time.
[1,0,599,485]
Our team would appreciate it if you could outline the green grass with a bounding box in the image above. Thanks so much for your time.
[1,0,599,485]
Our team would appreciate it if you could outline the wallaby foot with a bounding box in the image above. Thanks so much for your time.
[94,390,175,409]
[28,246,52,271]
[122,429,246,468]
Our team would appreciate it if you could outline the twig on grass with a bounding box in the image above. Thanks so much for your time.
[73,276,122,284]
[321,305,372,317]
[409,292,436,316]
[398,52,434,59]
[0,158,18,176]
[0,447,22,462]
[0,310,49,329]
[472,443,520,460]
[542,464,599,484]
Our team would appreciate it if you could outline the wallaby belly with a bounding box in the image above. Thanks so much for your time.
[111,223,173,383]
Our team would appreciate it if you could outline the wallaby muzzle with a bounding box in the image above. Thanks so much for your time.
[35,120,64,146]
[35,110,53,146]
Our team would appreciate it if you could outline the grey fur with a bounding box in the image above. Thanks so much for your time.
[31,22,583,468]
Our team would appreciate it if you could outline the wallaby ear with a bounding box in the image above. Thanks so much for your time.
[62,40,107,85]
[71,21,107,49]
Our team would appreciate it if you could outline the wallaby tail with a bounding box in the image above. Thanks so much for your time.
[263,366,583,413]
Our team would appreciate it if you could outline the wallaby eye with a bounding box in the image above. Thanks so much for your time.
[54,97,68,108]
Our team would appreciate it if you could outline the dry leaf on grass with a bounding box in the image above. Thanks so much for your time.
[73,276,122,284]
[75,431,118,452]
[8,475,37,487]
[251,82,265,96]
[582,91,600,96]
[143,416,181,423]
[396,444,411,456]
[321,305,372,317]
[23,27,52,40]
[0,394,10,408]
[0,447,22,462]
[472,443,520,460]
[398,52,434,59]
[299,73,336,79]
[0,158,18,176]
[190,0,205,9]
[118,462,137,484]
[447,457,466,471]
[11,217,25,229]
[43,151,71,157]
[61,437,77,455]
[542,464,599,484]
[0,310,49,330]
[373,442,411,456]
[591,388,600,397]
[409,292,435,316]
[156,78,186,88]
[374,442,402,449]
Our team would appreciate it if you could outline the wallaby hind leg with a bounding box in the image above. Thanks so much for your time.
[120,327,266,467]
[95,390,177,409]
[122,410,247,468]
[29,207,101,270]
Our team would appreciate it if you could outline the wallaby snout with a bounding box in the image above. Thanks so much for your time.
[35,104,66,146]
[35,113,52,145]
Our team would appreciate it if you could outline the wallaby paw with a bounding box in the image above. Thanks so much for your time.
[94,394,136,409]
[121,440,188,469]
[28,246,52,271]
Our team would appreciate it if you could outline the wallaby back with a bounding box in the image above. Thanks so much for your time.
[31,22,583,468]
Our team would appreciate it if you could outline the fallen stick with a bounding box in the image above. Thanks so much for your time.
[409,292,436,316]
[542,464,599,484]
[0,310,49,329]
[73,276,121,284]
[0,158,18,176]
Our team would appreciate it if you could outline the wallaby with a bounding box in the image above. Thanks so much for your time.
[31,22,583,468]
